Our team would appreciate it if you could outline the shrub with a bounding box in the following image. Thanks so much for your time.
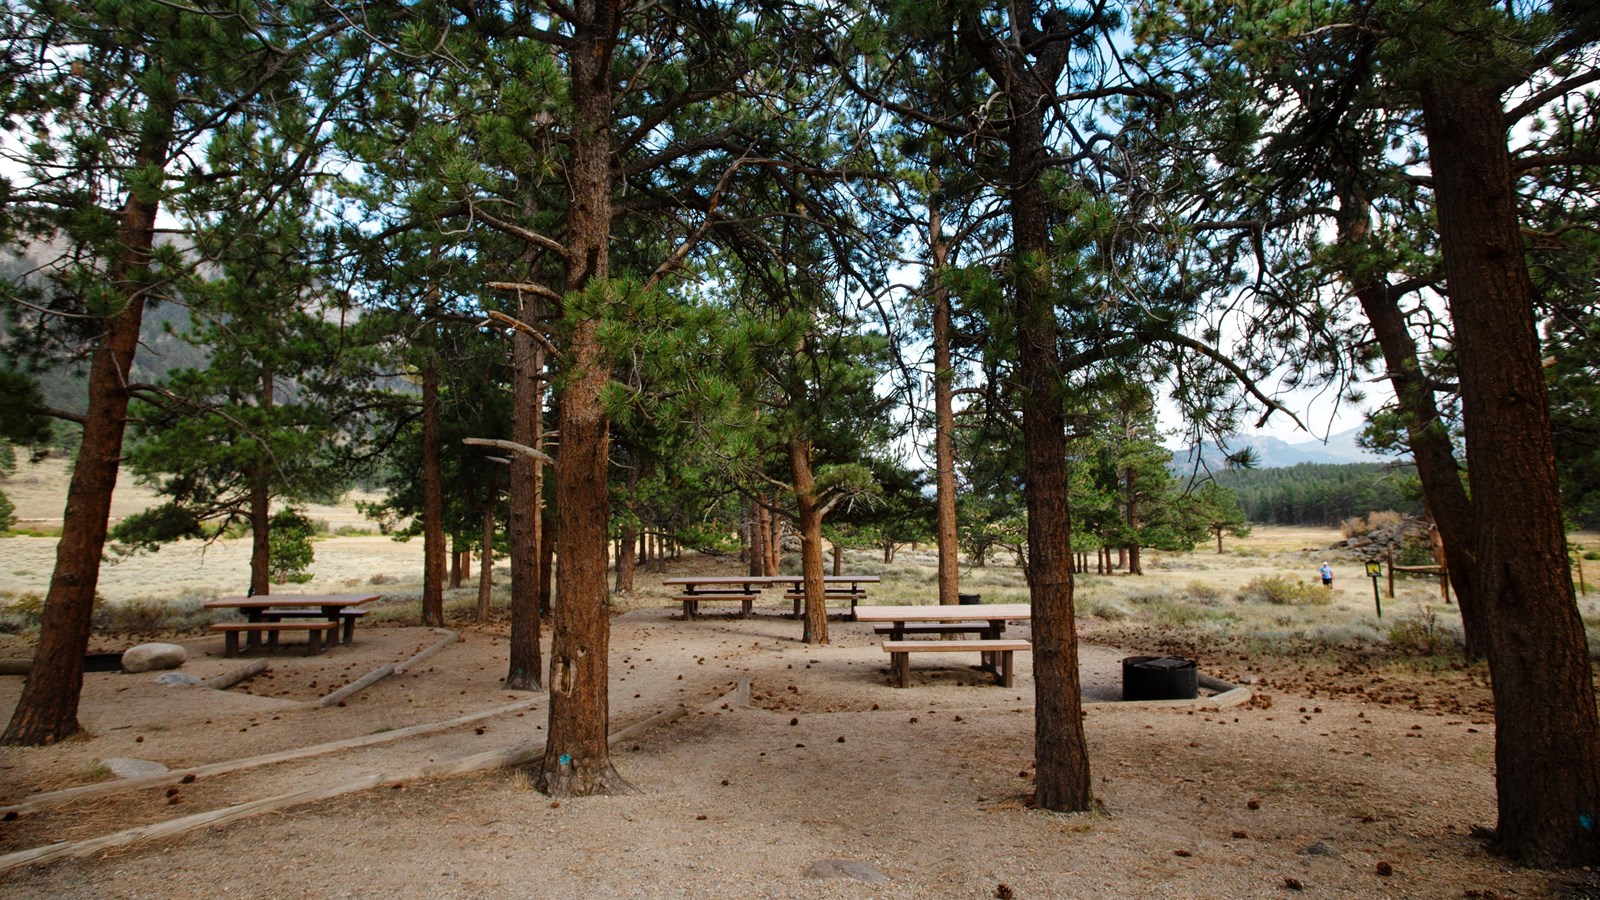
[1388,608,1456,656]
[269,508,316,584]
[1237,574,1329,606]
[0,487,14,532]
[1184,580,1224,604]
[1077,596,1131,621]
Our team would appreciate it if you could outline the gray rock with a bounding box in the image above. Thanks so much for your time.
[1298,840,1340,857]
[104,757,169,778]
[804,859,889,884]
[121,642,186,673]
[154,672,202,686]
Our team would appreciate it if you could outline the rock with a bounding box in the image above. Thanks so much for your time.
[805,859,889,884]
[1298,840,1340,857]
[104,757,169,778]
[121,643,186,673]
[154,672,202,686]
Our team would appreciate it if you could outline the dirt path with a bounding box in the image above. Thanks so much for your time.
[0,601,1584,898]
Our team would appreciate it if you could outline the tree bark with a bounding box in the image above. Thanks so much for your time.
[539,507,555,617]
[1420,75,1600,868]
[931,184,961,605]
[538,0,630,797]
[247,462,271,595]
[4,88,175,746]
[505,304,543,690]
[831,543,842,576]
[1337,182,1485,658]
[421,352,446,627]
[248,368,274,595]
[747,501,765,577]
[960,2,1092,812]
[476,469,497,623]
[789,436,829,645]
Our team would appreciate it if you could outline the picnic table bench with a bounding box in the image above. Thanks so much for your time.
[882,638,1032,687]
[203,593,380,654]
[855,603,1032,687]
[210,620,339,657]
[662,576,769,619]
[768,575,881,619]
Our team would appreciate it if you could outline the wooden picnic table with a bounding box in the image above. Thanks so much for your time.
[661,576,771,618]
[660,575,882,620]
[854,603,1033,687]
[853,602,1030,638]
[767,574,882,619]
[204,593,380,655]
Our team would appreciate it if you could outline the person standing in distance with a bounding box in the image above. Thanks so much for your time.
[1319,561,1333,590]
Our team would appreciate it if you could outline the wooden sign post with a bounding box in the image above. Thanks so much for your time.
[1365,559,1384,620]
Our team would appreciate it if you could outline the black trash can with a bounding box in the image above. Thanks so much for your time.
[957,593,982,605]
[84,652,123,673]
[1121,655,1198,701]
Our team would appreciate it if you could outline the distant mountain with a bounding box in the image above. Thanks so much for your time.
[1172,427,1398,470]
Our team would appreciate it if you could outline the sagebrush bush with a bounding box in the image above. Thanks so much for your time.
[1237,574,1329,606]
[1184,580,1223,604]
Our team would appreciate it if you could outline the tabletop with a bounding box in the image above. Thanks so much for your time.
[853,603,1030,622]
[204,593,381,609]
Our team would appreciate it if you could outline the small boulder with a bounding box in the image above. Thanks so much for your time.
[805,859,889,884]
[121,643,186,673]
[104,757,169,778]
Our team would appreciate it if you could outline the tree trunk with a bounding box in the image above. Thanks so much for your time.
[450,539,464,589]
[789,436,829,645]
[614,525,636,594]
[421,353,446,627]
[961,5,1093,810]
[1420,75,1600,868]
[930,181,961,606]
[747,504,765,577]
[539,507,555,617]
[4,90,174,746]
[767,501,783,575]
[247,461,271,595]
[538,0,630,797]
[1338,181,1485,658]
[831,543,842,576]
[505,308,543,690]
[476,469,497,623]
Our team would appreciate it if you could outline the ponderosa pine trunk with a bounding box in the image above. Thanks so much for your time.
[748,501,765,577]
[961,2,1092,811]
[789,436,829,645]
[3,90,175,746]
[248,461,271,595]
[931,189,960,606]
[539,508,555,617]
[505,311,543,690]
[1420,75,1600,868]
[421,353,446,627]
[476,469,497,622]
[1337,183,1485,659]
[537,0,630,797]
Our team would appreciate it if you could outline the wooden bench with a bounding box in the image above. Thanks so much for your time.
[210,621,339,657]
[672,594,755,619]
[262,608,369,644]
[881,639,1031,688]
[872,623,995,638]
[785,589,867,619]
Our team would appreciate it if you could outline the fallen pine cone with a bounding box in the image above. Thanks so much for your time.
[995,884,1014,899]
[1376,860,1393,877]
[1284,876,1304,890]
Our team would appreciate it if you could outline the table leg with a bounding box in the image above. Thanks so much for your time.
[246,610,264,651]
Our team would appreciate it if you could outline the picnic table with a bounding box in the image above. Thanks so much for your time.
[661,575,882,620]
[854,603,1032,687]
[204,593,380,656]
[766,575,881,619]
[661,576,771,619]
